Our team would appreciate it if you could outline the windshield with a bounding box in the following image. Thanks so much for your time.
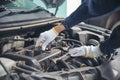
[0,0,40,10]
[0,0,56,25]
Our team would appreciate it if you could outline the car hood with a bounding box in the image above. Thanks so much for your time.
[0,8,54,24]
[41,0,65,8]
[0,10,53,23]
[0,8,63,31]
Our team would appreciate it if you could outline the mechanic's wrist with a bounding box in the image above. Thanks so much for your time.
[52,27,59,35]
[54,23,66,34]
[93,45,104,58]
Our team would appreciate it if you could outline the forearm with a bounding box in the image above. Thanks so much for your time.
[53,0,119,34]
[53,1,90,33]
[99,26,120,55]
[62,0,119,29]
[62,1,91,29]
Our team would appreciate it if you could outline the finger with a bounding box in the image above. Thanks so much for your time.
[42,40,50,50]
[68,49,77,56]
[35,39,45,47]
[38,40,45,46]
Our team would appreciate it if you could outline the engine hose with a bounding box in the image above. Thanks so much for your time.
[62,39,83,46]
[18,65,41,72]
[107,53,114,62]
[20,73,34,80]
[13,66,36,74]
[72,59,86,67]
[56,60,71,70]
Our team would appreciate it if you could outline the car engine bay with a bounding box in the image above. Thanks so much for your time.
[0,0,120,80]
[0,23,117,80]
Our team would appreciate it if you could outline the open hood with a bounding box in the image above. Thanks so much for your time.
[41,0,65,8]
[41,0,65,15]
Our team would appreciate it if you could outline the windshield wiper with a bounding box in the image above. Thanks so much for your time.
[16,6,46,14]
[0,10,12,18]
[0,6,47,18]
[0,5,12,18]
[0,6,6,12]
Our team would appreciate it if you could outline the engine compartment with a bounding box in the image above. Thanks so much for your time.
[0,23,112,80]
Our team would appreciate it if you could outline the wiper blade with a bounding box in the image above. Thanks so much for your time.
[0,6,47,18]
[0,6,12,18]
[0,10,11,18]
[10,6,47,14]
[0,6,6,12]
[16,7,44,14]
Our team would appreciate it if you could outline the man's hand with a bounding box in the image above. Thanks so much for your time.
[35,28,58,50]
[35,24,66,50]
[68,45,103,58]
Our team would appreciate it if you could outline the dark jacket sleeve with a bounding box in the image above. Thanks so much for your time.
[100,25,120,55]
[62,0,120,29]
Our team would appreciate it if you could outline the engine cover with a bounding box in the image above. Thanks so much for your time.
[0,58,16,77]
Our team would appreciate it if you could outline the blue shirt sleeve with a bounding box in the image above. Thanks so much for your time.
[62,0,120,29]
